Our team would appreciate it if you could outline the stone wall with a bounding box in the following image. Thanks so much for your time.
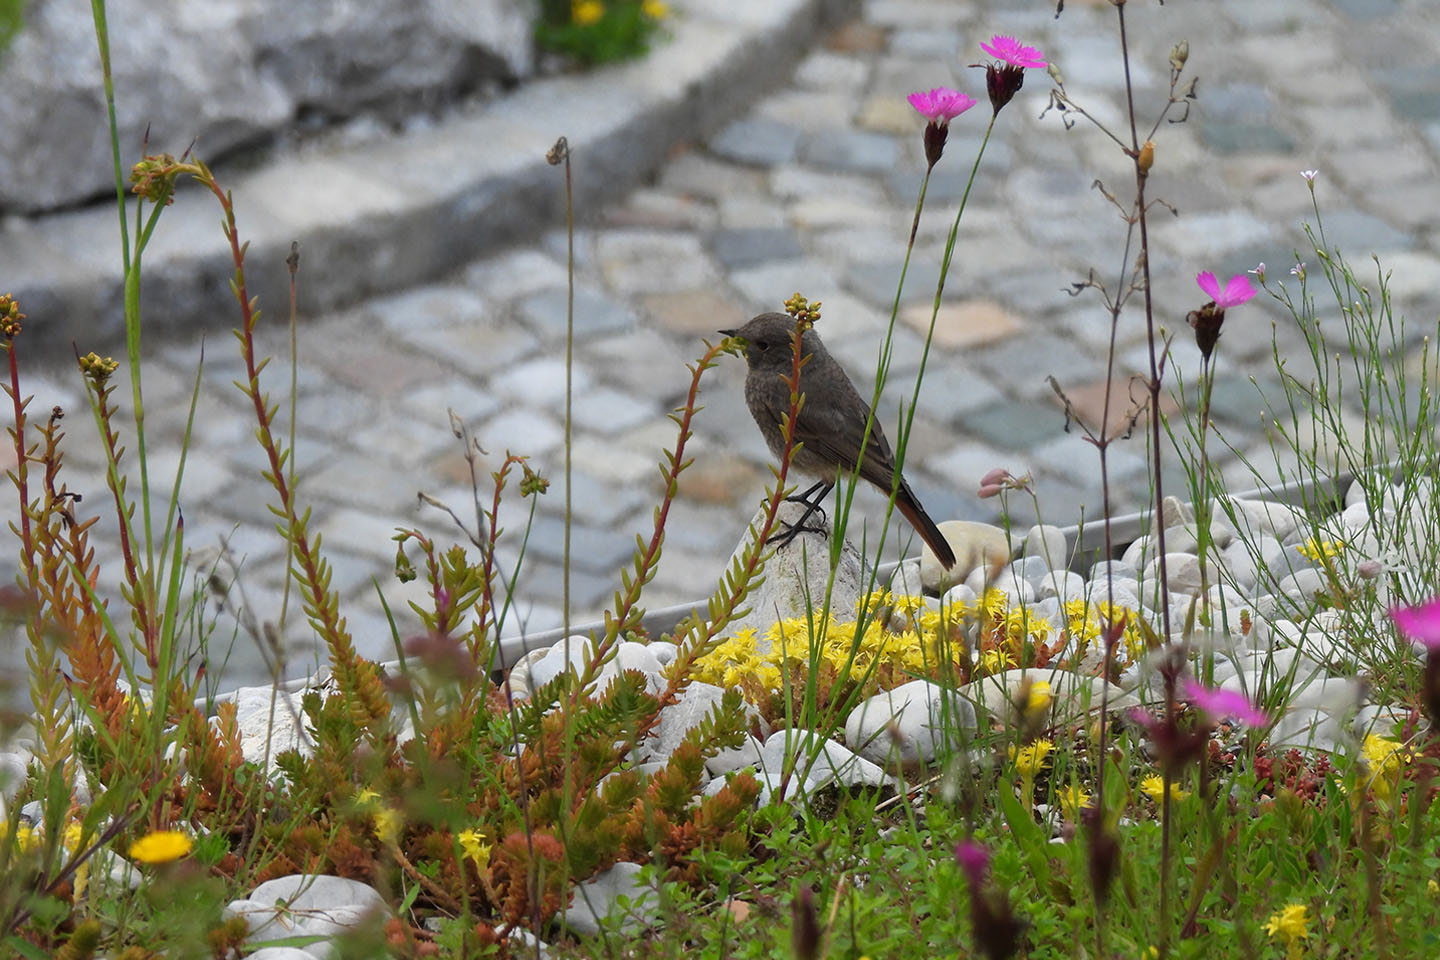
[0,0,533,214]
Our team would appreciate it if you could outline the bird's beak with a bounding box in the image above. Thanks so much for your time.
[719,328,737,337]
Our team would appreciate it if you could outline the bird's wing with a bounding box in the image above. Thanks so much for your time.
[792,373,900,491]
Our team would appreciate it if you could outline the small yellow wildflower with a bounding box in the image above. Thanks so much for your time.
[373,807,402,845]
[1011,740,1053,779]
[1428,878,1439,897]
[889,592,929,617]
[1296,537,1344,562]
[1139,774,1189,805]
[62,822,91,897]
[128,830,193,864]
[572,0,605,25]
[1264,903,1309,959]
[641,0,669,17]
[1361,733,1407,802]
[1057,783,1092,821]
[458,828,492,871]
[0,821,39,854]
[982,588,1009,618]
[356,787,381,806]
[979,648,1011,674]
[1025,679,1053,716]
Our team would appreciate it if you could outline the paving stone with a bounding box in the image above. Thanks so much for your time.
[797,130,902,174]
[1330,0,1401,18]
[482,408,564,457]
[901,299,1024,350]
[602,189,720,232]
[522,513,639,576]
[971,331,1103,406]
[793,51,870,91]
[657,150,768,202]
[406,320,540,380]
[517,286,636,340]
[769,165,889,204]
[856,96,923,136]
[1365,178,1440,232]
[754,89,858,132]
[716,195,788,229]
[728,258,843,313]
[492,357,595,408]
[569,385,656,436]
[709,117,804,167]
[888,28,961,59]
[560,469,650,529]
[844,258,944,307]
[1317,209,1414,255]
[709,227,806,270]
[584,327,692,395]
[641,289,749,336]
[825,20,887,54]
[461,251,568,304]
[595,230,721,296]
[1373,65,1440,122]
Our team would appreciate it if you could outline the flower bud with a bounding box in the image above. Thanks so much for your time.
[1169,40,1189,72]
[923,120,949,169]
[1138,140,1155,175]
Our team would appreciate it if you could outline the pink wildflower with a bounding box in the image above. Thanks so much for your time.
[954,839,990,885]
[1181,678,1269,726]
[1391,598,1440,652]
[1195,271,1256,309]
[907,87,977,125]
[980,35,1047,69]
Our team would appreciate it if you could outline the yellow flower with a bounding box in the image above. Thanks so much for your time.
[572,0,605,25]
[1265,903,1309,948]
[1296,537,1344,562]
[458,828,492,871]
[1428,879,1439,897]
[980,649,1011,674]
[128,830,193,864]
[1025,680,1053,716]
[1361,733,1407,802]
[1010,740,1053,779]
[373,807,402,846]
[1057,783,1092,821]
[1139,774,1189,805]
[982,588,1009,618]
[641,0,669,18]
[0,821,39,854]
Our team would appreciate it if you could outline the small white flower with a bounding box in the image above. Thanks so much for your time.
[1300,169,1318,182]
[1248,262,1266,281]
[1290,261,1307,281]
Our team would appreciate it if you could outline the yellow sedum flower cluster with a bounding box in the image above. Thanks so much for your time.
[694,589,1149,717]
[1265,903,1309,959]
[1360,733,1408,804]
[1296,537,1345,562]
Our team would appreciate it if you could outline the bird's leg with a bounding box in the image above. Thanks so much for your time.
[768,481,835,548]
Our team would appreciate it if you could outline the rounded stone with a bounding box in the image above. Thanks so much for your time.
[922,520,1012,591]
[1022,523,1068,567]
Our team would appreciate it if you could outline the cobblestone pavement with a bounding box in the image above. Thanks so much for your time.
[5,0,1439,688]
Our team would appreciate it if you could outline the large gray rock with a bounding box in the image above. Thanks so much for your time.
[721,500,866,648]
[0,0,533,213]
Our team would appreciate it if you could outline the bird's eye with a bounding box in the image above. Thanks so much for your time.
[757,340,771,351]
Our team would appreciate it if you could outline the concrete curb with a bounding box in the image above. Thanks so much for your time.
[4,0,857,359]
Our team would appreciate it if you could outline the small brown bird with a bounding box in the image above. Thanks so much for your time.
[722,312,957,569]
